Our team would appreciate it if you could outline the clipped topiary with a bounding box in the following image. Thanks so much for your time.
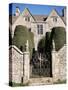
[52,27,66,51]
[12,25,34,58]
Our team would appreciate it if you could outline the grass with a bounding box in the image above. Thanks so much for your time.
[53,79,66,84]
[9,81,29,87]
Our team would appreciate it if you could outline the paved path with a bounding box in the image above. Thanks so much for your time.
[29,77,53,86]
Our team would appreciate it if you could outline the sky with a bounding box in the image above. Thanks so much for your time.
[9,3,65,16]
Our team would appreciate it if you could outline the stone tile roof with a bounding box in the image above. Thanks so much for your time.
[61,16,66,25]
[9,15,48,25]
[33,15,48,22]
[9,15,66,25]
[9,15,19,25]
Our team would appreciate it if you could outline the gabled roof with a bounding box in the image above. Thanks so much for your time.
[46,9,66,25]
[9,8,66,25]
[22,8,36,21]
[61,16,66,25]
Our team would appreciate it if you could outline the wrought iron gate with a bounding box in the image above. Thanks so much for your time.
[30,52,51,78]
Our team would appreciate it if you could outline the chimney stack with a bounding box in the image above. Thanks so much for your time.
[15,7,20,16]
[62,7,66,21]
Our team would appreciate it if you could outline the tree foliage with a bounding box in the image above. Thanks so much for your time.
[12,25,34,58]
[52,27,66,51]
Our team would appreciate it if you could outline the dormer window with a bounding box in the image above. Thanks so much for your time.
[53,17,57,22]
[51,16,57,22]
[25,17,30,22]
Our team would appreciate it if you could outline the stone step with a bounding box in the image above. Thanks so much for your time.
[29,77,53,86]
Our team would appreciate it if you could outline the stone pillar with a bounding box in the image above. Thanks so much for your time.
[15,7,20,16]
[52,40,59,82]
[23,40,30,84]
[23,52,30,84]
[25,40,29,51]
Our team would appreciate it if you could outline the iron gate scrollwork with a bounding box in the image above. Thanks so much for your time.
[30,51,51,78]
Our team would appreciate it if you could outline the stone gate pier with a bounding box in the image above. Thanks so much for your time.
[9,44,30,85]
[9,40,66,86]
[52,40,66,82]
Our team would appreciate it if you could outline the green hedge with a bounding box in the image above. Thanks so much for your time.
[38,37,45,53]
[12,25,34,58]
[37,27,66,53]
[52,27,66,51]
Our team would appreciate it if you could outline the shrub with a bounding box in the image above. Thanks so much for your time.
[38,37,45,53]
[37,27,66,57]
[38,32,51,54]
[12,25,34,58]
[52,27,66,51]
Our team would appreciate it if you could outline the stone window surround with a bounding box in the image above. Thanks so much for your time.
[24,16,30,22]
[37,24,43,34]
[51,16,58,22]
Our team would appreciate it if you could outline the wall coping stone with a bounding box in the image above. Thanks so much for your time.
[9,45,23,55]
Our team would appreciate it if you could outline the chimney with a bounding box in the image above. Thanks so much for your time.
[62,7,66,20]
[15,7,20,16]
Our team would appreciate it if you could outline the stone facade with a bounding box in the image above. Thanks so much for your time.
[9,45,30,84]
[9,44,66,84]
[9,6,66,85]
[9,7,66,50]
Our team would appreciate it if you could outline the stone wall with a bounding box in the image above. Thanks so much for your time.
[57,45,66,81]
[9,44,66,85]
[52,44,66,82]
[9,45,30,84]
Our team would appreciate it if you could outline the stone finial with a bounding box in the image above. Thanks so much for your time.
[52,40,55,50]
[15,7,20,16]
[26,40,29,51]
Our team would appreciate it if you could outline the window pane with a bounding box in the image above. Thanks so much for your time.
[25,17,30,22]
[40,25,43,34]
[37,25,43,34]
[25,17,27,21]
[37,25,40,34]
[53,17,57,22]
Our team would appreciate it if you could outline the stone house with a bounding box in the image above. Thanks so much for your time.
[9,7,66,51]
[9,6,66,85]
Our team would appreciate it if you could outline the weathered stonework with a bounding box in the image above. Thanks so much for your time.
[9,45,30,84]
[10,8,66,50]
[52,44,66,82]
[9,6,66,85]
[9,44,66,85]
[57,45,66,81]
[23,52,30,84]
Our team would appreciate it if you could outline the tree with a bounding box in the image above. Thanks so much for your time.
[38,37,45,53]
[52,27,66,51]
[12,25,34,59]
